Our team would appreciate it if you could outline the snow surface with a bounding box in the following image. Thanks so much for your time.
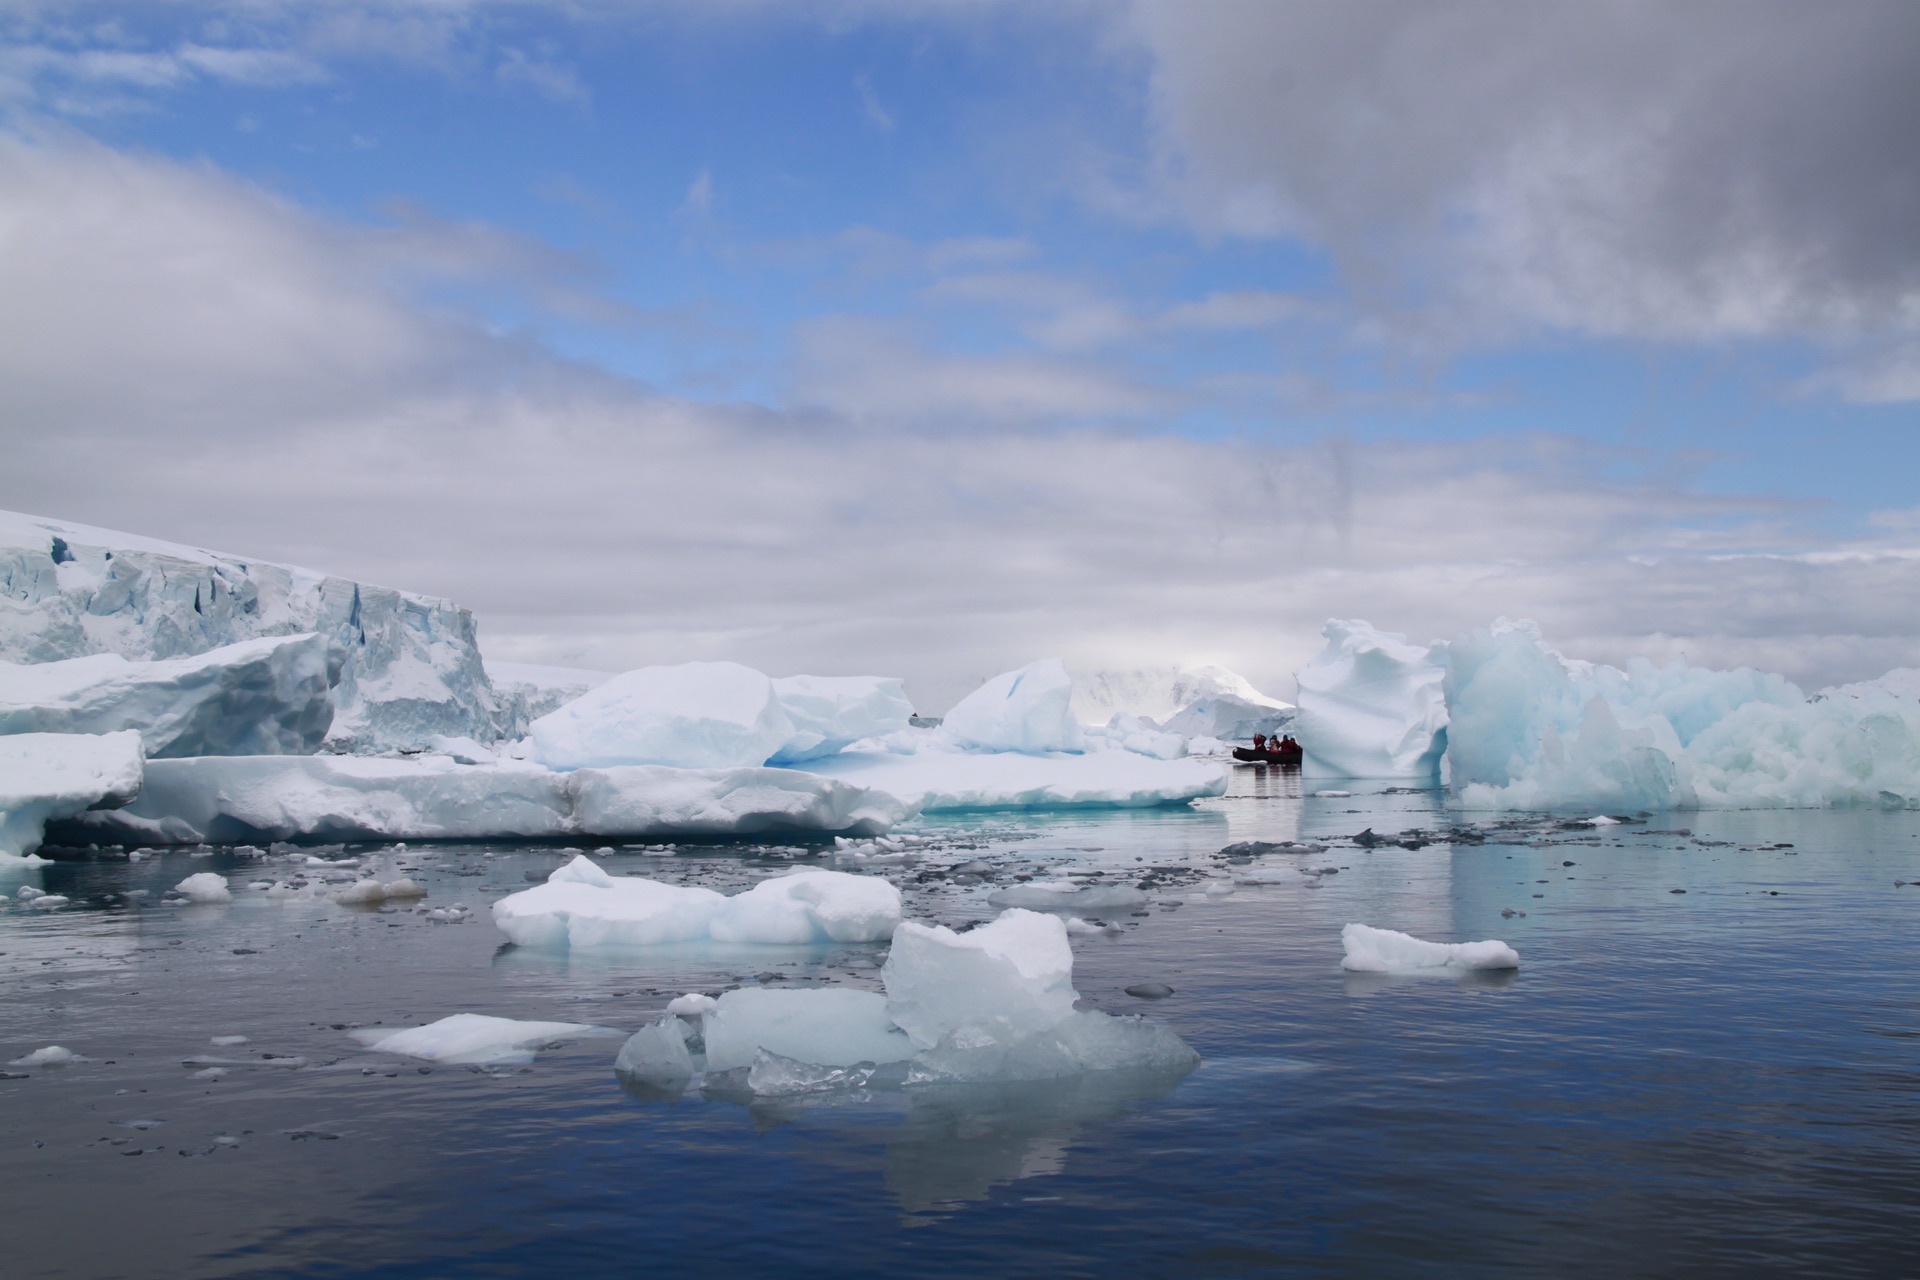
[71,756,910,845]
[0,509,509,753]
[491,855,901,950]
[942,659,1083,753]
[1340,923,1519,973]
[0,730,144,859]
[482,660,613,721]
[528,661,795,770]
[768,674,914,763]
[806,744,1227,812]
[1446,619,1920,810]
[351,1013,615,1065]
[0,633,334,757]
[1294,619,1450,780]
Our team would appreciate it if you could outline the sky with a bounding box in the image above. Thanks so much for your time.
[1,0,1916,711]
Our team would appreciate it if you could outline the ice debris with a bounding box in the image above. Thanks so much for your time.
[491,856,902,950]
[351,1013,619,1065]
[172,872,232,903]
[9,1045,83,1066]
[986,880,1150,913]
[331,877,427,906]
[1339,923,1519,973]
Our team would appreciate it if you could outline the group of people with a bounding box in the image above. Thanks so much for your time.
[1251,733,1301,755]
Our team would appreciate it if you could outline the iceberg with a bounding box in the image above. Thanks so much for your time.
[1340,923,1519,973]
[351,1013,615,1065]
[1073,663,1296,742]
[768,674,914,763]
[942,659,1083,754]
[1294,619,1449,781]
[0,633,334,757]
[806,746,1227,812]
[66,756,910,845]
[882,910,1079,1050]
[703,988,913,1072]
[483,660,612,721]
[0,730,144,859]
[0,509,510,753]
[491,855,900,950]
[527,661,795,771]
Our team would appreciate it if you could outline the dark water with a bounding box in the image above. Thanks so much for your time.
[4,773,1920,1278]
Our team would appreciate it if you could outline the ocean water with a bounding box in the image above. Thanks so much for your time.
[4,767,1919,1278]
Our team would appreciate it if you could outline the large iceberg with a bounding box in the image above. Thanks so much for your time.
[703,988,912,1072]
[527,661,795,771]
[1074,664,1295,741]
[1445,619,1920,810]
[1294,619,1449,780]
[0,633,334,757]
[65,756,911,845]
[943,659,1083,754]
[768,674,914,763]
[491,855,903,950]
[0,730,144,858]
[0,509,511,752]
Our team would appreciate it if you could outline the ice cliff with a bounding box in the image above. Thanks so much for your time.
[0,509,510,752]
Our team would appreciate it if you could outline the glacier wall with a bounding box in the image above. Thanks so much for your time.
[0,509,512,753]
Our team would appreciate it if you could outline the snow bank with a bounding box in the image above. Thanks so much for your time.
[768,674,914,763]
[0,730,144,859]
[1340,923,1519,973]
[173,872,232,903]
[943,659,1082,753]
[491,855,900,950]
[807,746,1227,813]
[0,509,508,753]
[1294,620,1449,780]
[528,661,795,770]
[0,633,334,757]
[351,1013,614,1066]
[1446,619,1920,810]
[70,755,910,845]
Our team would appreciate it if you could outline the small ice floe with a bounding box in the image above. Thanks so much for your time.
[1339,923,1519,973]
[330,878,427,906]
[665,993,718,1017]
[173,873,232,903]
[985,880,1149,913]
[1231,867,1296,885]
[1584,815,1624,826]
[26,894,70,909]
[210,1035,249,1047]
[10,1045,84,1066]
[304,855,357,868]
[349,1013,620,1066]
[423,906,469,923]
[1313,790,1353,798]
[192,1067,228,1080]
[1202,881,1237,897]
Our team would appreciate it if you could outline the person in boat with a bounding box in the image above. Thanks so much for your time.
[1252,733,1268,751]
[1277,735,1300,755]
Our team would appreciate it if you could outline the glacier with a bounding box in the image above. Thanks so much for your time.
[0,730,144,859]
[0,633,334,757]
[0,509,511,752]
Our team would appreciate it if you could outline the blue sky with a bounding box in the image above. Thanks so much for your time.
[1,2,1915,704]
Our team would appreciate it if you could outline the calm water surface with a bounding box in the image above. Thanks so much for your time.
[4,769,1919,1278]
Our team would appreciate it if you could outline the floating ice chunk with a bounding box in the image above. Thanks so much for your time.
[0,633,334,757]
[173,872,232,903]
[9,1045,83,1066]
[1232,867,1297,885]
[744,1049,886,1096]
[613,1014,695,1088]
[331,877,426,905]
[703,987,912,1073]
[528,661,795,771]
[907,1008,1199,1084]
[26,894,69,909]
[0,729,144,859]
[1295,620,1449,781]
[1313,789,1352,798]
[708,869,902,944]
[350,1013,613,1065]
[491,857,724,949]
[882,910,1077,1050]
[986,881,1149,913]
[768,675,914,763]
[1585,814,1623,826]
[192,1066,227,1080]
[942,659,1083,754]
[1339,923,1519,973]
[210,1035,249,1046]
[807,748,1226,813]
[665,992,718,1017]
[1202,880,1236,897]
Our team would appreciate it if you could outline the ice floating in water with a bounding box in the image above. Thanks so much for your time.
[807,747,1226,813]
[10,1045,83,1066]
[942,659,1083,754]
[883,910,1080,1050]
[351,1013,616,1065]
[528,661,795,771]
[331,877,426,905]
[986,880,1149,913]
[1340,923,1519,973]
[173,872,232,903]
[1295,620,1449,781]
[704,988,912,1073]
[0,729,144,859]
[491,855,901,950]
[0,633,335,758]
[665,992,717,1017]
